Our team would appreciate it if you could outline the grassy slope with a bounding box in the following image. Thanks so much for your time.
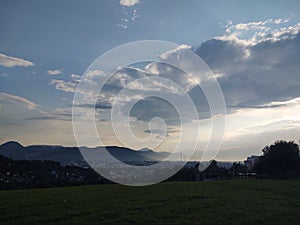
[0,180,300,225]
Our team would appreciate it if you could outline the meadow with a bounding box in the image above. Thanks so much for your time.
[1,179,300,225]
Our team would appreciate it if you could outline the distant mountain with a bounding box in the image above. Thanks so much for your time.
[0,141,24,151]
[0,141,169,165]
[136,148,170,161]
[0,142,83,163]
[0,141,26,159]
[0,141,233,169]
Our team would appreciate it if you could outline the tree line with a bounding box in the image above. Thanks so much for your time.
[253,140,300,178]
[0,155,110,190]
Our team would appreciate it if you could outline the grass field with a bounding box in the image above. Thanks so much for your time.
[0,179,300,225]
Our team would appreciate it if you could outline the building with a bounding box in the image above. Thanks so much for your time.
[244,155,260,170]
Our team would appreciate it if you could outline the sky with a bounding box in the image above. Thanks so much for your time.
[1,0,300,161]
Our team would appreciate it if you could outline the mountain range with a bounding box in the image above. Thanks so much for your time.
[0,141,233,168]
[0,141,170,165]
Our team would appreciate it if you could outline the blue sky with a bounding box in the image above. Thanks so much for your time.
[1,0,300,160]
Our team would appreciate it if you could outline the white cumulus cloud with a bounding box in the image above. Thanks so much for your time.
[47,69,64,76]
[120,0,139,7]
[216,18,300,47]
[50,79,78,93]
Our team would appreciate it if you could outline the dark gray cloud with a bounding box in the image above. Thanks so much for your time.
[195,39,247,74]
[27,114,72,121]
[228,104,283,109]
[144,127,180,139]
[196,30,300,109]
[74,103,112,110]
[129,96,180,126]
[144,129,165,136]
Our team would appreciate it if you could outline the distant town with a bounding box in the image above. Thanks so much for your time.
[0,140,300,189]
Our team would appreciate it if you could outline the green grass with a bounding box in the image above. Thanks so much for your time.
[1,179,300,225]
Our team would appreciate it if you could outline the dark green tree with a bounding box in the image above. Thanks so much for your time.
[229,162,247,176]
[255,140,300,176]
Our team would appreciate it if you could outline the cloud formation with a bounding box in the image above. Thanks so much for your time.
[27,108,72,121]
[50,73,82,93]
[52,19,300,119]
[0,92,37,110]
[120,0,139,7]
[0,53,34,68]
[117,10,140,30]
[216,18,300,47]
[48,18,300,154]
[47,69,64,76]
[50,79,77,93]
[196,19,300,109]
[118,0,140,29]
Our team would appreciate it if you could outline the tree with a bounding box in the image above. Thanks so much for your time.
[255,140,300,176]
[229,162,247,176]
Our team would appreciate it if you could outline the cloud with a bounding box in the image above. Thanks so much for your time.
[51,66,183,103]
[74,103,112,110]
[192,19,300,147]
[27,108,72,121]
[223,96,300,140]
[51,64,199,126]
[47,69,64,76]
[144,126,180,139]
[50,79,78,93]
[50,48,212,125]
[216,18,300,47]
[50,73,84,93]
[0,53,34,68]
[50,19,300,145]
[117,9,140,29]
[129,96,181,125]
[118,1,140,29]
[196,19,300,109]
[51,70,111,105]
[159,44,192,59]
[117,23,128,29]
[259,97,300,108]
[195,39,248,75]
[131,9,140,21]
[144,129,164,134]
[144,61,200,92]
[0,92,38,110]
[120,0,139,7]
